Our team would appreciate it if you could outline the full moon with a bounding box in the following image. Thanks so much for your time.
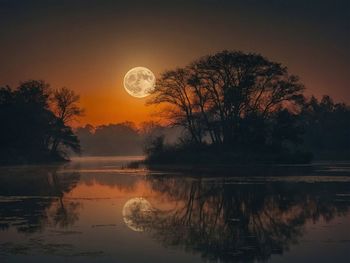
[123,67,156,98]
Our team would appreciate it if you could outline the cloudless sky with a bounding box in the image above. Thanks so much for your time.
[0,0,349,125]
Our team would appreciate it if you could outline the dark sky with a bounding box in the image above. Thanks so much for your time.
[0,0,349,124]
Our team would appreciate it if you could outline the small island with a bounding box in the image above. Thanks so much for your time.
[143,51,350,166]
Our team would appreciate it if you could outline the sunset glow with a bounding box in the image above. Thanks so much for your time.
[1,1,349,126]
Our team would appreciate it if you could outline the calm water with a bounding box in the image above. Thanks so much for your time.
[1,157,350,263]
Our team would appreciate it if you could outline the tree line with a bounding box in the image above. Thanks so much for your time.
[1,50,349,164]
[146,50,350,163]
[0,80,82,164]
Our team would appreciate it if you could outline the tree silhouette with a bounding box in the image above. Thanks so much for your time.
[50,87,83,155]
[146,50,307,163]
[0,80,81,164]
[300,95,350,159]
[52,87,83,123]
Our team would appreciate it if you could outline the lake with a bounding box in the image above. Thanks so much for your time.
[1,157,350,263]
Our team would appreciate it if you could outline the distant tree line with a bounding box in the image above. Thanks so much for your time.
[300,95,350,159]
[146,50,350,164]
[76,122,142,156]
[0,80,82,164]
[76,121,180,156]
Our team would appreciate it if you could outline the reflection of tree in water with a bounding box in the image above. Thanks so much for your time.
[48,200,81,228]
[46,170,81,228]
[0,166,81,232]
[143,176,350,262]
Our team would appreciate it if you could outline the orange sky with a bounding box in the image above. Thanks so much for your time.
[1,1,349,126]
[81,90,157,125]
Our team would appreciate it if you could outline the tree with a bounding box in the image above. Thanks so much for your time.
[148,50,304,151]
[147,69,203,144]
[50,87,83,155]
[52,87,83,124]
[300,95,350,158]
[0,80,53,161]
[0,80,81,164]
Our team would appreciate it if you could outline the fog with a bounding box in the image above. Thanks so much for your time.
[76,122,181,156]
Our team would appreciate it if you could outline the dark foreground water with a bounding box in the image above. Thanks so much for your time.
[0,157,350,263]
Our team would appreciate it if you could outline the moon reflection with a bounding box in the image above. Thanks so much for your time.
[122,197,154,232]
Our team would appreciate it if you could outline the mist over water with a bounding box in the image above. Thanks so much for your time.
[0,157,350,263]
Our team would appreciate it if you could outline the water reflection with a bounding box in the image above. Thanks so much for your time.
[0,166,80,232]
[140,176,350,262]
[0,161,350,262]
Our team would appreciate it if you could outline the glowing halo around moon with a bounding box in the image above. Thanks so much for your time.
[122,197,154,232]
[123,67,156,98]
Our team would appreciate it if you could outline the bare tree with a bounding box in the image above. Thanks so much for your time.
[148,51,304,148]
[52,87,84,124]
[50,87,83,154]
[147,69,203,144]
